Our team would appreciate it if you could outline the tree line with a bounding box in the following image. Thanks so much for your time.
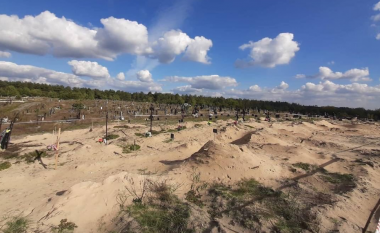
[0,80,379,120]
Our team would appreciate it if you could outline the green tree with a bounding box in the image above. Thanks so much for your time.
[5,85,19,96]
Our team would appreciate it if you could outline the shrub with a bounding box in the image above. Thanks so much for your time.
[320,171,356,194]
[118,179,194,233]
[292,162,312,171]
[2,217,29,233]
[0,161,11,171]
[51,219,78,233]
[106,134,119,140]
[122,144,141,153]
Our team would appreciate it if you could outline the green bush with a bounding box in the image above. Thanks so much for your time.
[106,134,119,140]
[51,219,78,233]
[122,144,141,153]
[124,181,194,233]
[292,162,312,171]
[0,161,11,171]
[2,217,29,233]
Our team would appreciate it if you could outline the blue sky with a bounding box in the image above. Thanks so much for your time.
[0,0,380,109]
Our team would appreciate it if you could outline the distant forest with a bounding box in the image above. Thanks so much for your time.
[0,80,379,120]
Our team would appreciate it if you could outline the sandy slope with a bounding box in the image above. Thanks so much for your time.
[1,119,380,232]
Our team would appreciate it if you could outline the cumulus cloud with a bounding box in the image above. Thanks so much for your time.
[116,72,125,81]
[171,85,202,94]
[95,17,150,56]
[248,85,261,92]
[0,61,162,93]
[163,75,238,90]
[0,11,212,64]
[372,14,380,22]
[150,30,191,64]
[136,70,153,82]
[0,61,85,86]
[68,60,110,79]
[295,74,306,79]
[277,81,289,90]
[236,33,300,68]
[374,1,380,11]
[372,2,380,39]
[113,80,162,93]
[298,67,372,82]
[0,51,11,58]
[183,36,213,64]
[223,80,380,109]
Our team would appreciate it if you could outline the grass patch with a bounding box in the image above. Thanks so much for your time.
[194,124,202,128]
[19,150,51,163]
[320,171,356,194]
[185,170,207,207]
[106,134,119,140]
[118,180,194,233]
[114,125,131,129]
[2,216,29,233]
[51,219,78,233]
[208,178,320,232]
[0,161,11,171]
[121,144,141,153]
[292,162,312,171]
[353,159,374,167]
[135,132,145,137]
[167,126,187,133]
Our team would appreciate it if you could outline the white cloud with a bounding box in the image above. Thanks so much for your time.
[371,14,380,22]
[171,85,202,94]
[68,60,110,79]
[374,1,380,11]
[0,61,85,86]
[223,80,380,109]
[0,61,162,93]
[164,75,238,90]
[0,11,212,64]
[299,67,372,82]
[151,30,192,64]
[183,36,213,64]
[0,51,11,58]
[95,17,150,56]
[236,33,300,68]
[113,80,162,93]
[116,72,125,81]
[248,85,261,92]
[295,74,306,79]
[328,61,335,65]
[377,33,380,40]
[136,70,153,82]
[277,81,289,90]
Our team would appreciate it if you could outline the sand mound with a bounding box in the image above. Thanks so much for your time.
[230,132,255,145]
[186,140,230,164]
[35,172,163,232]
[316,120,339,129]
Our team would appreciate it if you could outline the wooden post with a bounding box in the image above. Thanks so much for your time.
[55,128,61,170]
[149,105,154,133]
[106,111,108,145]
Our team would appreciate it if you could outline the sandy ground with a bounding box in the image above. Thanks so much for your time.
[1,119,380,232]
